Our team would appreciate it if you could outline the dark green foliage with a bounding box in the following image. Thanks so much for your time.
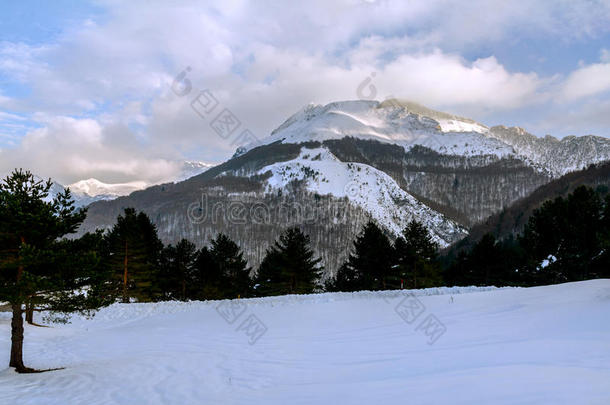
[209,234,252,298]
[333,221,394,291]
[519,186,604,283]
[326,262,359,292]
[592,195,610,278]
[328,220,445,292]
[104,208,163,302]
[155,234,254,301]
[158,239,198,300]
[0,169,113,372]
[0,170,110,308]
[445,233,522,286]
[255,227,322,296]
[446,186,609,287]
[191,246,225,300]
[461,161,610,250]
[394,220,441,289]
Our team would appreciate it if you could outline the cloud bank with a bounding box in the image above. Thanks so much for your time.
[1,0,609,184]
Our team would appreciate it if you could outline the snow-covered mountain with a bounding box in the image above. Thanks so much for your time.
[247,99,610,176]
[487,125,610,176]
[226,146,466,245]
[78,99,610,272]
[40,160,215,207]
[68,178,148,199]
[176,161,215,182]
[252,100,514,158]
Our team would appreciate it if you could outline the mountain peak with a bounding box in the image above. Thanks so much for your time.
[253,99,507,157]
[68,178,148,197]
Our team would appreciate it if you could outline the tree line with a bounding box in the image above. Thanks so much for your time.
[445,185,610,286]
[2,169,608,372]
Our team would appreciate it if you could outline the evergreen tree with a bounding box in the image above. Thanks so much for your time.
[394,220,441,289]
[443,249,470,286]
[468,234,505,285]
[192,246,225,299]
[592,194,610,278]
[326,262,359,292]
[158,239,198,300]
[335,221,394,291]
[520,186,604,283]
[104,208,163,302]
[255,227,322,296]
[0,169,112,372]
[444,186,608,288]
[209,234,252,298]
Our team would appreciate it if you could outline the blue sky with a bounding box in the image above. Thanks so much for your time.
[1,0,610,184]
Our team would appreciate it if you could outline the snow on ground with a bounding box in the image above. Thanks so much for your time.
[257,146,467,245]
[1,280,610,404]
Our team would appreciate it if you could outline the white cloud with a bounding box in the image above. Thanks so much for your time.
[0,115,186,185]
[1,0,610,183]
[560,54,610,101]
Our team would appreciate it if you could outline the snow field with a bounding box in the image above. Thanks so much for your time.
[1,280,609,404]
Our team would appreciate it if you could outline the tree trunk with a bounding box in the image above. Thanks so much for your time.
[9,303,27,372]
[123,241,129,303]
[11,236,32,371]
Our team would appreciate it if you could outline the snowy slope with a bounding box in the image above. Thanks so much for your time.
[251,100,513,157]
[37,177,108,208]
[68,178,147,198]
[255,146,466,246]
[1,280,609,404]
[487,126,610,177]
[246,100,610,177]
[174,160,215,182]
[381,99,489,134]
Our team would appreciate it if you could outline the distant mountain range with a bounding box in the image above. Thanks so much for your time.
[77,100,610,274]
[47,160,214,207]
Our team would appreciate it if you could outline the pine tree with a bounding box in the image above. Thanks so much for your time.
[158,239,197,300]
[326,262,359,292]
[520,186,604,283]
[192,246,225,299]
[256,227,322,296]
[0,169,112,372]
[209,234,252,298]
[593,194,610,278]
[468,233,503,285]
[104,208,163,302]
[335,221,394,291]
[394,220,441,289]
